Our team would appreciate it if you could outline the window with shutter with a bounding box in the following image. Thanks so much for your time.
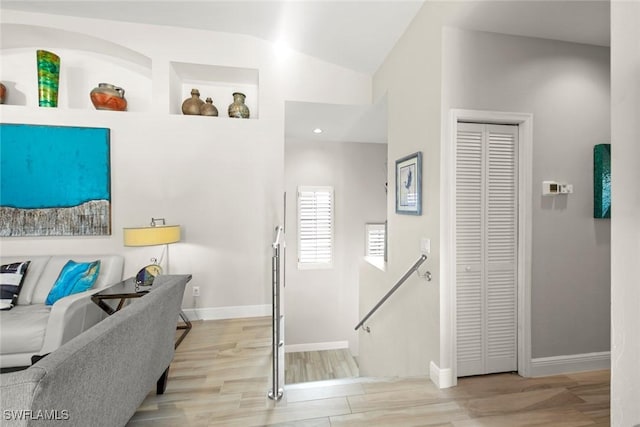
[365,223,386,258]
[297,186,333,269]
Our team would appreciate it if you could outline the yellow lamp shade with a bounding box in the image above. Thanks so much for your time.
[123,225,181,247]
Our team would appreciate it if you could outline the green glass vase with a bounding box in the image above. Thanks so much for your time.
[37,50,60,107]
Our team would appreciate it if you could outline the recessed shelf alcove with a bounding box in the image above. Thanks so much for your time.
[0,23,262,122]
[0,24,152,112]
[170,62,259,119]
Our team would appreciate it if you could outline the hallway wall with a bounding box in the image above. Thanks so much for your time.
[442,28,611,359]
[285,140,387,355]
[361,1,610,379]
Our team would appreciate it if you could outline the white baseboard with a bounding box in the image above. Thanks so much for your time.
[182,304,270,321]
[530,351,610,377]
[430,361,454,389]
[285,341,349,353]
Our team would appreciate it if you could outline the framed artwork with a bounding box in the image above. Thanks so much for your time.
[395,151,422,215]
[0,124,111,236]
[593,143,611,219]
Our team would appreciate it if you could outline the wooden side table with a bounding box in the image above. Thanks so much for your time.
[91,279,192,349]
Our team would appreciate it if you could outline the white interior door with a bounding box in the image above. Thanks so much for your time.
[456,122,518,377]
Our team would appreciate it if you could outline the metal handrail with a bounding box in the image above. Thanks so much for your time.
[269,225,284,401]
[355,254,428,332]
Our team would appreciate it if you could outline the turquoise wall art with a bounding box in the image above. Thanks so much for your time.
[593,143,611,219]
[0,124,111,236]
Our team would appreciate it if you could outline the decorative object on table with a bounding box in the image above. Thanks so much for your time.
[395,151,422,215]
[0,124,111,237]
[90,83,127,111]
[135,264,163,288]
[0,82,6,104]
[593,143,611,219]
[123,217,181,291]
[228,91,250,118]
[200,97,218,116]
[181,88,204,115]
[36,49,60,107]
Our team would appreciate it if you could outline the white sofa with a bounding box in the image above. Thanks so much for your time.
[0,255,124,369]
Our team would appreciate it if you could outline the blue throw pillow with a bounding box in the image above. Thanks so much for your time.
[45,260,101,305]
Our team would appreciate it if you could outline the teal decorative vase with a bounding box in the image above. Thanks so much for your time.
[37,50,60,107]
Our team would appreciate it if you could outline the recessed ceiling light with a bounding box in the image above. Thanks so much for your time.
[313,128,323,134]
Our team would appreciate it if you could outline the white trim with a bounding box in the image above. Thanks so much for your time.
[284,341,349,353]
[530,352,610,377]
[441,109,533,385]
[430,361,454,389]
[182,304,271,321]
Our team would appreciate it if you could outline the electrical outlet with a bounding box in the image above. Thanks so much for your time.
[192,286,200,297]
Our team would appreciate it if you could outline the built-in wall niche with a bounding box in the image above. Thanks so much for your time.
[0,24,152,112]
[170,62,259,119]
[0,48,152,112]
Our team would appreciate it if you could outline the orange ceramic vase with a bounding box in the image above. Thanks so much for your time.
[90,83,127,111]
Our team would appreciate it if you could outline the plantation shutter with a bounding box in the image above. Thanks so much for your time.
[456,122,518,377]
[365,223,386,257]
[298,186,333,268]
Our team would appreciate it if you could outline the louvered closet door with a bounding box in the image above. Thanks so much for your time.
[456,122,518,377]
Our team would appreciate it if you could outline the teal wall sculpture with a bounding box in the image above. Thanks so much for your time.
[593,143,611,219]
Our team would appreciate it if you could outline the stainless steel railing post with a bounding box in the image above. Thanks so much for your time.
[268,226,284,401]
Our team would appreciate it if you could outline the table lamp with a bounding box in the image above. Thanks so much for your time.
[123,218,181,289]
[123,218,192,346]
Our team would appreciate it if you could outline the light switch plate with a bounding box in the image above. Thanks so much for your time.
[420,238,431,254]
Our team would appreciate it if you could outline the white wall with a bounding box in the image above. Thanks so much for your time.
[284,140,387,355]
[442,28,611,359]
[359,2,456,377]
[0,10,371,317]
[611,1,640,425]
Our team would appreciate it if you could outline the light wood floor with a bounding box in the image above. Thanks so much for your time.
[285,349,359,384]
[128,317,610,426]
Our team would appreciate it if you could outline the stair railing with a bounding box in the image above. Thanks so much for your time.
[268,225,285,401]
[355,254,430,332]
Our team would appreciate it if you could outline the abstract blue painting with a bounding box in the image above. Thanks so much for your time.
[0,124,111,236]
